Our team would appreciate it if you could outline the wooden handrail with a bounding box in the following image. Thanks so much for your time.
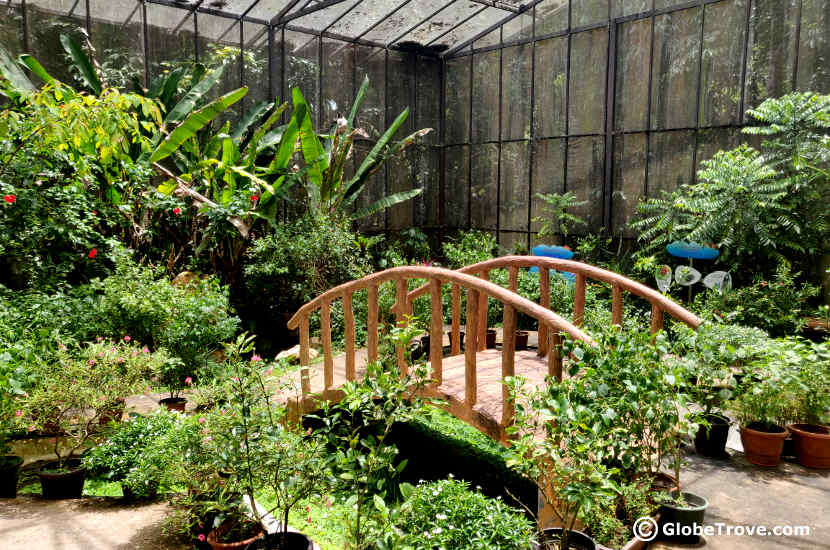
[406,256,701,333]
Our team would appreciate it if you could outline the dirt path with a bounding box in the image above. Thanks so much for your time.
[0,496,190,550]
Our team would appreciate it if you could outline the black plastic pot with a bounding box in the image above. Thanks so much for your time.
[693,413,731,459]
[160,397,187,412]
[245,532,314,550]
[37,459,86,499]
[447,330,465,351]
[0,455,23,498]
[533,528,596,550]
[658,491,708,543]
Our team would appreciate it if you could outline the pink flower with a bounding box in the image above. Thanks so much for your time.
[15,409,22,417]
[305,428,312,436]
[142,347,149,354]
[251,354,262,362]
[185,376,193,385]
[198,417,206,424]
[88,359,95,366]
[307,516,311,524]
[760,281,767,287]
[117,357,124,363]
[28,426,35,432]
[198,534,206,542]
[97,352,104,358]
[144,386,151,395]
[264,368,273,377]
[326,498,332,508]
[231,377,239,383]
[203,428,210,434]
[97,336,104,342]
[123,335,131,342]
[305,505,310,513]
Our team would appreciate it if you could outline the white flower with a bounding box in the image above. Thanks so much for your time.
[436,513,447,520]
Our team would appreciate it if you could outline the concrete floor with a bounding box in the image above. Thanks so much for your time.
[652,442,830,550]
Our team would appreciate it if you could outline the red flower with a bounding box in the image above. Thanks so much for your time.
[92,210,98,216]
[88,248,98,259]
[197,534,206,542]
[250,195,259,202]
[3,194,15,204]
[760,281,767,287]
[173,207,181,215]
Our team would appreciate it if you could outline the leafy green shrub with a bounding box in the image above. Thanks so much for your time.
[83,411,181,498]
[96,253,239,372]
[395,478,535,550]
[442,230,498,269]
[692,260,818,336]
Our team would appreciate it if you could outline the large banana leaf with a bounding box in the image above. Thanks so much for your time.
[292,87,328,186]
[0,46,35,95]
[60,34,102,96]
[268,106,301,173]
[149,87,248,163]
[350,189,423,221]
[19,54,55,86]
[347,75,370,127]
[165,65,226,124]
[159,67,187,109]
[232,100,272,143]
[341,108,409,204]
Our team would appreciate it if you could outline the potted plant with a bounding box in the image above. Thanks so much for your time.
[0,362,25,498]
[203,334,325,549]
[729,353,790,467]
[515,330,529,351]
[780,339,830,469]
[83,410,180,499]
[506,372,617,550]
[159,356,190,412]
[19,340,163,498]
[673,323,743,458]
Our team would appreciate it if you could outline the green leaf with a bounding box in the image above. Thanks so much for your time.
[59,34,101,96]
[150,87,248,163]
[343,108,410,201]
[159,67,186,110]
[347,75,370,127]
[231,100,272,143]
[292,87,328,186]
[0,46,35,94]
[157,180,178,195]
[165,65,226,124]
[19,54,55,86]
[350,188,423,220]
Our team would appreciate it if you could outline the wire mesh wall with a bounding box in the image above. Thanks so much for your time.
[1,0,829,250]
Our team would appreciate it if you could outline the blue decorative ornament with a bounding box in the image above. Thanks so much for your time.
[529,245,576,283]
[665,241,719,260]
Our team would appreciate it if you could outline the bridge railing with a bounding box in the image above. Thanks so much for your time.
[286,265,593,425]
[407,256,701,359]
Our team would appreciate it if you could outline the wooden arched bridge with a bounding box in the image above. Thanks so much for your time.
[286,256,701,444]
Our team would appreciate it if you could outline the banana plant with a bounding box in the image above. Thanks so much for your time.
[150,86,301,241]
[293,76,432,221]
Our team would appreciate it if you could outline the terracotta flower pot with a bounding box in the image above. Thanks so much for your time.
[37,459,86,499]
[207,520,264,550]
[787,424,830,469]
[160,397,187,412]
[740,424,788,467]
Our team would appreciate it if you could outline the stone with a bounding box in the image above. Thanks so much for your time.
[276,345,319,363]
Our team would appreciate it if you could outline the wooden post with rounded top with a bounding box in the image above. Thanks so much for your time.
[465,287,479,410]
[451,284,461,356]
[650,303,664,334]
[299,314,311,397]
[502,298,516,429]
[321,301,333,390]
[429,279,443,385]
[477,271,489,351]
[344,290,355,381]
[395,278,410,376]
[367,284,379,363]
[574,273,586,327]
[538,268,550,356]
[612,283,623,326]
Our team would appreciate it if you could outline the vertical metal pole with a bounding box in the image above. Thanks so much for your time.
[317,35,322,129]
[563,0,572,208]
[603,8,617,232]
[737,0,752,119]
[526,3,537,251]
[644,3,656,198]
[268,25,274,101]
[792,0,803,90]
[439,56,447,237]
[496,26,504,244]
[22,0,29,57]
[691,3,706,183]
[142,2,150,88]
[384,48,390,233]
[193,12,199,64]
[85,0,91,37]
[467,49,474,228]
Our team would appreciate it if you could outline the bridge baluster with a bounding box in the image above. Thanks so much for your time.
[321,301,333,390]
[395,278,410,376]
[465,287,480,409]
[612,283,623,326]
[344,290,355,381]
[574,273,586,327]
[508,266,518,293]
[502,301,516,428]
[451,284,461,356]
[478,271,489,352]
[549,331,563,381]
[429,279,443,385]
[368,284,379,363]
[650,303,664,334]
[538,268,550,356]
[299,314,311,397]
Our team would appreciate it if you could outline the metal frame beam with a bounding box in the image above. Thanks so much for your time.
[276,0,350,26]
[467,0,520,13]
[440,0,544,58]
